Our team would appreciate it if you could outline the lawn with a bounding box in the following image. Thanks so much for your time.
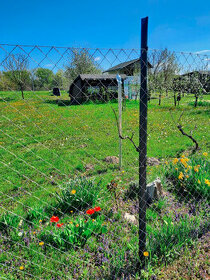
[0,90,209,279]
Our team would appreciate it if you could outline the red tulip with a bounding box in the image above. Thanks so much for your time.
[86,209,95,215]
[56,223,64,228]
[94,206,101,212]
[50,216,59,223]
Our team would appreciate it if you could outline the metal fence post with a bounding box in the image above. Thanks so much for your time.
[117,74,122,169]
[139,16,148,267]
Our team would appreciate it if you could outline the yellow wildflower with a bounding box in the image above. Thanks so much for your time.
[69,221,73,224]
[71,190,76,195]
[70,210,73,213]
[165,161,169,165]
[175,167,178,171]
[19,266,24,270]
[186,175,189,179]
[39,220,42,223]
[188,166,192,169]
[39,241,44,246]
[205,179,210,186]
[173,158,179,165]
[198,179,201,184]
[33,231,36,235]
[203,152,208,157]
[75,224,79,227]
[122,170,125,174]
[92,219,95,222]
[143,251,149,257]
[178,172,184,180]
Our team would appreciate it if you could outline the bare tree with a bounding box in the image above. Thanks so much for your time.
[149,48,178,105]
[3,54,31,99]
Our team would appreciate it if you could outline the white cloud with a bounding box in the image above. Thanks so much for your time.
[193,50,210,54]
[94,56,101,62]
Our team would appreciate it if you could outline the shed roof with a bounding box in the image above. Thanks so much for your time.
[104,58,153,73]
[181,70,210,76]
[78,74,127,80]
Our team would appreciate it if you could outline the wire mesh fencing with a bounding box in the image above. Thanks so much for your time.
[0,42,209,280]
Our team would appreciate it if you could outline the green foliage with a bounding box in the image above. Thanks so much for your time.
[65,48,101,83]
[56,177,101,213]
[147,208,208,265]
[38,217,107,249]
[0,212,20,233]
[164,154,210,200]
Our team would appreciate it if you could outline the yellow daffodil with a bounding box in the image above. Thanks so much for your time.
[194,166,199,172]
[205,179,210,186]
[178,172,184,180]
[173,158,179,165]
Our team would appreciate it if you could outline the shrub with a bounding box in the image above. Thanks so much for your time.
[164,154,210,201]
[56,177,101,213]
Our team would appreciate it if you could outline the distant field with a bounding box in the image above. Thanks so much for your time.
[0,90,209,279]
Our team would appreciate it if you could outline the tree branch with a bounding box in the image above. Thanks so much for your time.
[111,107,140,152]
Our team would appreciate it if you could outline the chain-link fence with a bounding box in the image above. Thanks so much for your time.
[0,25,209,279]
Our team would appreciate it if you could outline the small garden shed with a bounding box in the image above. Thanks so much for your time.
[69,74,127,105]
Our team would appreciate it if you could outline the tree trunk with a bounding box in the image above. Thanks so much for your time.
[195,95,198,107]
[174,94,177,106]
[159,93,161,105]
[21,90,24,99]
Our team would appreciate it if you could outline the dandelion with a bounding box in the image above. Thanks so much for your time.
[39,241,44,246]
[173,158,179,164]
[178,172,184,180]
[70,210,73,213]
[19,266,24,270]
[143,251,149,257]
[39,220,42,223]
[86,209,95,215]
[92,219,95,222]
[50,216,59,223]
[203,152,208,157]
[71,190,76,195]
[205,179,210,186]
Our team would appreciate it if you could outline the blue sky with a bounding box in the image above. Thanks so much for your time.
[0,0,210,53]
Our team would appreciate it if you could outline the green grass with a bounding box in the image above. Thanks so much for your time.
[0,90,209,279]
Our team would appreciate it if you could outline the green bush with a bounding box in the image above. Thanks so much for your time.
[164,154,210,200]
[56,177,101,213]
